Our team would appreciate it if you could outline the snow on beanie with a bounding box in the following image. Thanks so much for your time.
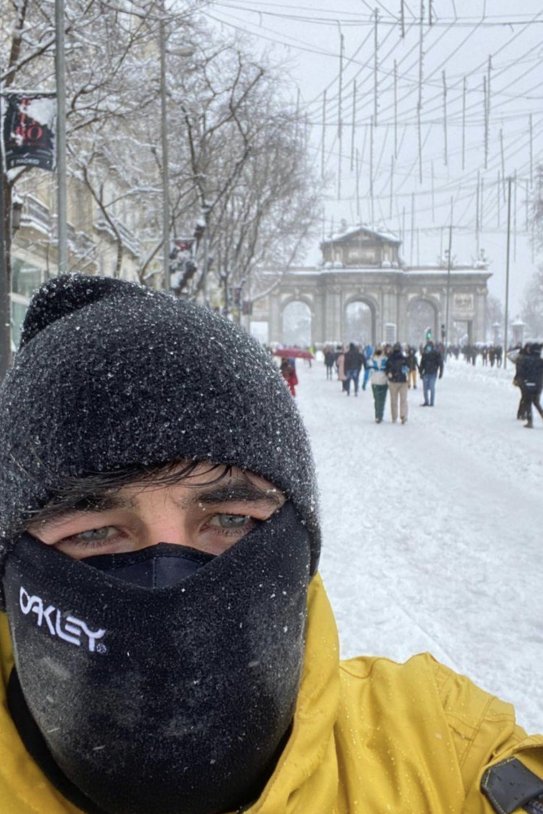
[0,274,320,605]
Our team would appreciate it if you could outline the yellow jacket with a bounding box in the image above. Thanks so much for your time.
[1,575,542,813]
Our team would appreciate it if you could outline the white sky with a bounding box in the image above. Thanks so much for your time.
[204,1,543,315]
[293,352,543,734]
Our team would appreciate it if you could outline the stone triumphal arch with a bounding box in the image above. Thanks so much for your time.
[250,225,491,347]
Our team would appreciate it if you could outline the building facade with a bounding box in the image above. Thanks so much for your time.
[8,172,151,348]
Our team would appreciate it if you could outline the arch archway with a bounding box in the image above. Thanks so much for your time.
[281,299,312,345]
[407,298,439,346]
[344,299,375,345]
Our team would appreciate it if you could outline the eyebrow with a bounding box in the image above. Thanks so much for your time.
[31,475,284,527]
[178,481,284,510]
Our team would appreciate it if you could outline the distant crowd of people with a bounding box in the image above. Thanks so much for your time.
[461,344,503,367]
[273,339,543,431]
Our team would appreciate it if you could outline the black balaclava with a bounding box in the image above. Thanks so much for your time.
[0,275,321,814]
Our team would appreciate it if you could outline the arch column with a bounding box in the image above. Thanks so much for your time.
[312,291,325,344]
[269,292,282,343]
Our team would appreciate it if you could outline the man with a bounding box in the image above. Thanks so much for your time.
[419,339,444,406]
[0,275,542,814]
[385,341,409,423]
[342,341,365,396]
[510,343,529,421]
[323,345,336,380]
[515,342,543,428]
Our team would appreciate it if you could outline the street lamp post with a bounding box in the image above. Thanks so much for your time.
[55,0,68,275]
[159,5,170,291]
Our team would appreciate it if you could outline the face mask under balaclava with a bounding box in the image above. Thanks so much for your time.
[3,502,311,814]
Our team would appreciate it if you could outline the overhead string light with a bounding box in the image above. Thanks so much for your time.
[417,0,425,183]
[321,89,327,180]
[500,127,506,203]
[374,8,379,126]
[337,26,344,199]
[442,69,448,167]
[370,116,375,223]
[496,171,501,229]
[529,113,533,187]
[513,169,517,261]
[350,79,357,172]
[393,59,398,158]
[475,169,480,254]
[461,76,467,171]
[431,160,435,222]
[355,148,361,219]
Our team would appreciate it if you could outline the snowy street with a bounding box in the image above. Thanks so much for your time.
[294,356,543,732]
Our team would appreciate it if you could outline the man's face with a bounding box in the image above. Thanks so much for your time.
[27,464,285,560]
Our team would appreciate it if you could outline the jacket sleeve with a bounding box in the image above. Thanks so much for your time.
[431,658,543,814]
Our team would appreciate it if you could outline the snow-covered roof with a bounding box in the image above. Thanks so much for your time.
[321,223,401,245]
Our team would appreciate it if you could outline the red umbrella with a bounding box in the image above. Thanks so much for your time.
[273,348,314,360]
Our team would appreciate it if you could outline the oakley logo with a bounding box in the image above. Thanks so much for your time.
[19,587,106,653]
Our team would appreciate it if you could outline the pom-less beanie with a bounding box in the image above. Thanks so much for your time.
[0,275,320,604]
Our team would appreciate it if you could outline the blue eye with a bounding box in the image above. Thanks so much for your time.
[69,527,117,546]
[214,515,251,529]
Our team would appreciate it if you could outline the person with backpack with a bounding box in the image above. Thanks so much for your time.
[515,342,543,428]
[385,342,409,424]
[370,345,388,423]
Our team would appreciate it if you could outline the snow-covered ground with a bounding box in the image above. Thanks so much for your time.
[294,355,543,733]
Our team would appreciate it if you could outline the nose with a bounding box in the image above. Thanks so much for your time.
[135,494,191,550]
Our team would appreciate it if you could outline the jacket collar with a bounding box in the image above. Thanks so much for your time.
[0,575,340,814]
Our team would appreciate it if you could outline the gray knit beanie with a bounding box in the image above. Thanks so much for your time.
[0,275,320,604]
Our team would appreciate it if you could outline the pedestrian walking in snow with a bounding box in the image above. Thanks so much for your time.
[418,340,444,407]
[343,342,365,396]
[324,347,336,380]
[510,344,528,421]
[0,274,542,814]
[362,343,373,390]
[385,342,409,423]
[370,346,388,423]
[515,342,543,428]
[406,346,418,389]
[280,357,298,397]
[336,345,348,393]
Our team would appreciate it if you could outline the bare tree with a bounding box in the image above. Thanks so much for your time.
[167,42,322,305]
[2,0,321,338]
